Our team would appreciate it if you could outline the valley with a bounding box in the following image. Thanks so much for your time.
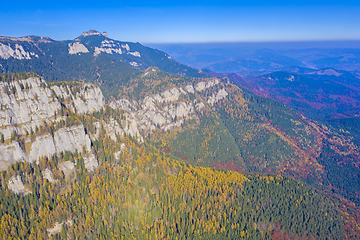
[0,31,360,239]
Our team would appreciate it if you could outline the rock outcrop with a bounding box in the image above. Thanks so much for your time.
[43,168,56,183]
[8,175,31,195]
[0,142,27,171]
[109,78,225,135]
[0,75,228,174]
[0,77,104,170]
[47,220,73,237]
[0,77,61,139]
[68,42,89,54]
[81,29,107,37]
[84,154,99,172]
[93,39,139,57]
[0,77,104,140]
[59,161,75,178]
[0,42,37,60]
[208,88,229,106]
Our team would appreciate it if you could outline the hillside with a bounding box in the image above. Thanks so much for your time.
[0,73,359,239]
[228,69,360,120]
[0,31,206,97]
[1,60,360,239]
[1,71,359,213]
[76,30,205,77]
[149,43,360,73]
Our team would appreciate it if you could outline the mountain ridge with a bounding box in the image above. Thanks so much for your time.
[1,29,360,239]
[0,72,359,238]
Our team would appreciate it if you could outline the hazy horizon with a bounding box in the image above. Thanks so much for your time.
[1,0,360,43]
[146,40,360,50]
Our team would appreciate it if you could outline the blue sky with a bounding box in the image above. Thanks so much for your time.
[1,0,359,43]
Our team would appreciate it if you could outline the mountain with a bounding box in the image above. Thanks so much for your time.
[147,45,307,73]
[76,30,205,77]
[279,48,360,72]
[0,72,359,239]
[1,31,360,239]
[228,68,360,120]
[0,30,206,97]
[204,49,306,73]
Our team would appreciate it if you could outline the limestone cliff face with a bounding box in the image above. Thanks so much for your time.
[0,75,229,174]
[0,77,61,140]
[0,142,27,171]
[28,125,92,163]
[0,42,37,60]
[0,124,98,171]
[109,77,228,134]
[68,42,89,54]
[93,39,140,59]
[0,77,105,140]
[0,77,104,171]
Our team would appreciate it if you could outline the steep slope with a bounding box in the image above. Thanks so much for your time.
[1,137,354,239]
[229,69,360,120]
[1,71,360,207]
[0,31,208,98]
[0,35,141,98]
[1,73,360,239]
[111,70,360,206]
[76,30,206,77]
[0,73,143,172]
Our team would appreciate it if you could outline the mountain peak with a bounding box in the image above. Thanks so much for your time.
[81,29,108,38]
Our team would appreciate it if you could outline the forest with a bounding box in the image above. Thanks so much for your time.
[0,105,359,239]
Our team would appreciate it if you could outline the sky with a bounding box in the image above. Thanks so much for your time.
[1,0,360,43]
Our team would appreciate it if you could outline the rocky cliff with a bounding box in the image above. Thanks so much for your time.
[0,76,105,171]
[109,77,228,135]
[0,77,104,140]
[0,74,228,172]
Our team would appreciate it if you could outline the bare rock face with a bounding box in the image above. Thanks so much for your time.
[93,40,138,57]
[154,87,181,103]
[0,76,105,170]
[43,168,56,183]
[0,77,104,140]
[47,222,62,237]
[108,77,225,136]
[68,42,89,54]
[50,83,105,114]
[81,29,107,37]
[184,84,195,94]
[27,125,92,164]
[54,125,92,153]
[0,142,27,171]
[8,175,31,195]
[0,43,35,60]
[47,220,72,237]
[73,85,105,113]
[195,78,220,92]
[103,118,124,141]
[84,154,99,172]
[0,124,100,172]
[29,134,56,163]
[114,143,126,159]
[0,77,61,140]
[59,161,75,178]
[0,74,228,177]
[176,102,193,118]
[208,88,229,106]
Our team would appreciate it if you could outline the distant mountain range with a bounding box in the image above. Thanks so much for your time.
[226,68,360,120]
[149,42,360,74]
